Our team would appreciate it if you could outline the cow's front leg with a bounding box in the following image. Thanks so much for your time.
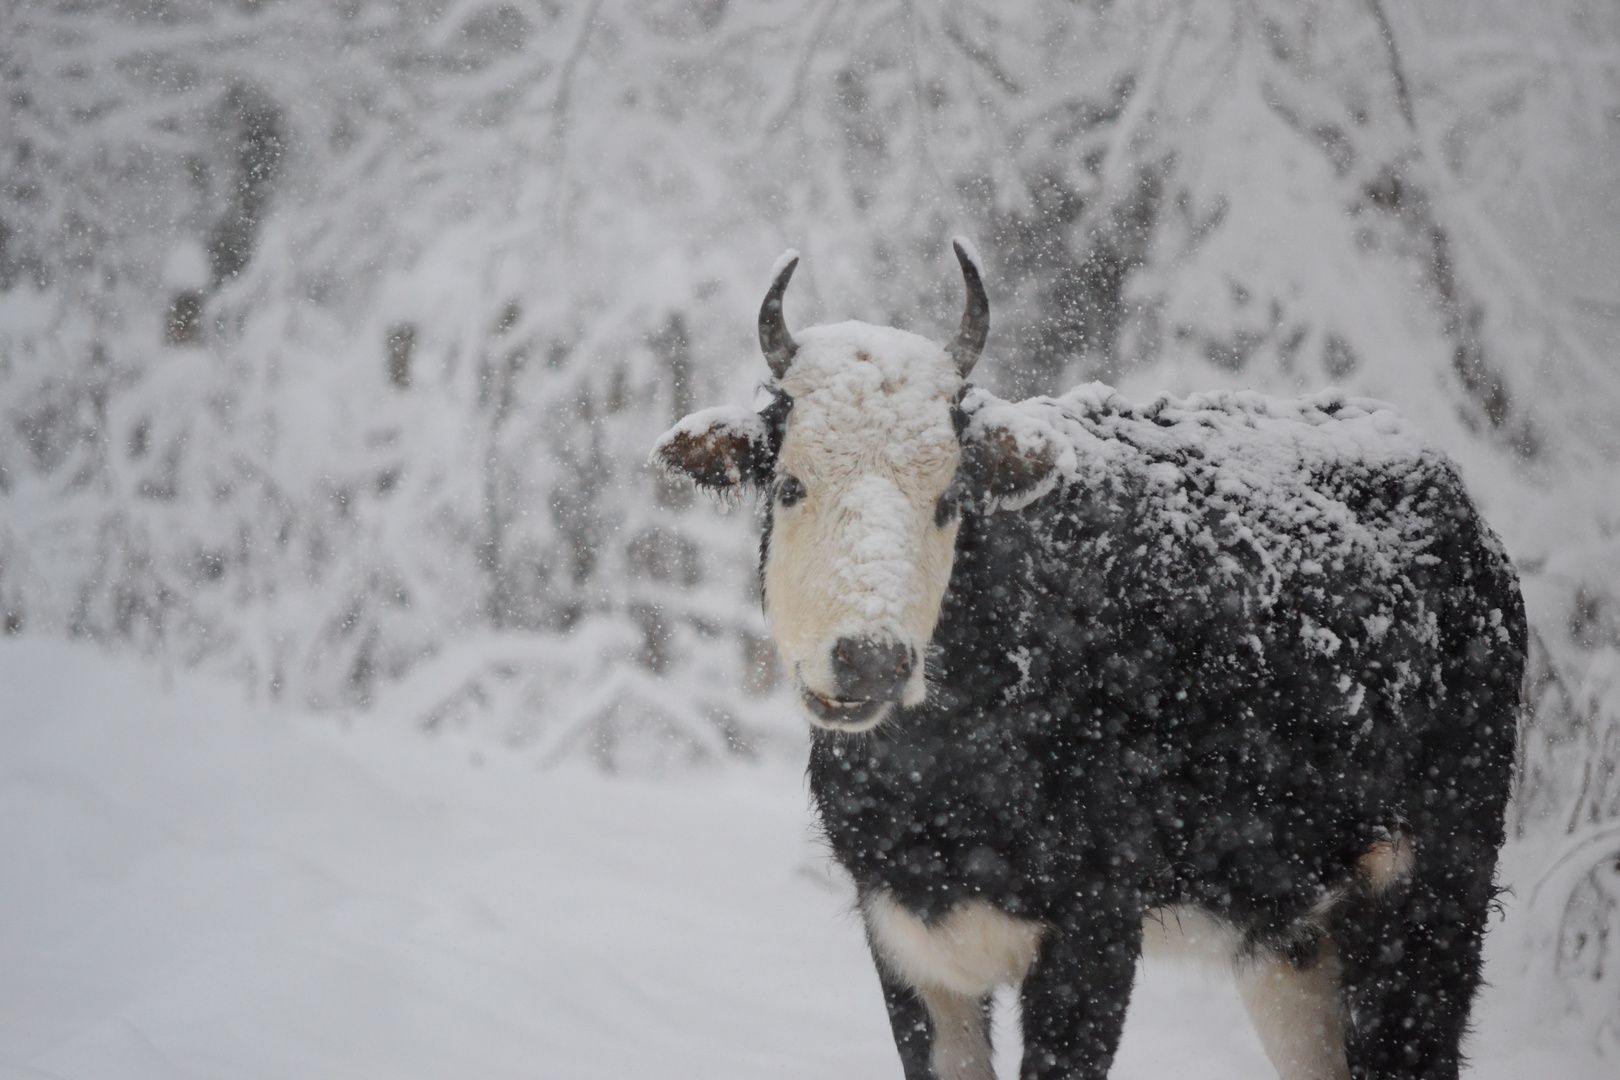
[871,954,995,1080]
[872,961,935,1080]
[1018,911,1140,1080]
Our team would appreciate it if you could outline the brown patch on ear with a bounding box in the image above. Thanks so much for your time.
[968,426,1060,503]
[954,392,1069,512]
[654,428,756,492]
[651,405,772,494]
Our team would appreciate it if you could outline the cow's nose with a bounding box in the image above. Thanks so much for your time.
[831,638,915,702]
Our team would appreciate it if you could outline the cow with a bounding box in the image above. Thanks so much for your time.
[652,241,1524,1080]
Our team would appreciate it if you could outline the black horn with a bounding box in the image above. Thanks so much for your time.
[947,238,989,378]
[760,251,800,378]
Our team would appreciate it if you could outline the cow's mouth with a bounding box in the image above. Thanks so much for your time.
[800,688,886,731]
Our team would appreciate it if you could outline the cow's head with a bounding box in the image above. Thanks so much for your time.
[653,241,1064,732]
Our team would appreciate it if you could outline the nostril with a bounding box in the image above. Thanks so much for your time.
[831,637,915,701]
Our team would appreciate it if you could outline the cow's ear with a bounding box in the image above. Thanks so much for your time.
[957,397,1069,512]
[652,406,773,495]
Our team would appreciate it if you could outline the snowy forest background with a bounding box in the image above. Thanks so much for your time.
[2,0,1619,1051]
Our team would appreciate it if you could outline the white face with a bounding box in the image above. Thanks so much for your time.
[763,322,965,732]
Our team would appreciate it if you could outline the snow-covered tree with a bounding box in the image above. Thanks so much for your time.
[0,0,800,768]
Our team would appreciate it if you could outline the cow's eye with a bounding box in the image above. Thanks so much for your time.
[776,475,807,508]
[935,485,960,527]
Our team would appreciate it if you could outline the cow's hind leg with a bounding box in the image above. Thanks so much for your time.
[1332,839,1497,1080]
[1235,947,1350,1080]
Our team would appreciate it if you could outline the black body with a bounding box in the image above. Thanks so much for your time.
[799,390,1525,1080]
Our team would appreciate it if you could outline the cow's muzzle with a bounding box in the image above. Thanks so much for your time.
[795,638,916,732]
[832,637,915,702]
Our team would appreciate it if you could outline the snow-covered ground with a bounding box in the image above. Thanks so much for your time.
[0,640,1605,1079]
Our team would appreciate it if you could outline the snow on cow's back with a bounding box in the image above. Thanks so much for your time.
[1043,383,1431,477]
[974,381,1487,619]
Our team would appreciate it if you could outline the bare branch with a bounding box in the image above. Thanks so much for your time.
[1364,0,1416,128]
[549,0,605,147]
[756,0,843,143]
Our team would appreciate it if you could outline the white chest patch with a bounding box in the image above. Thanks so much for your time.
[862,890,1046,998]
